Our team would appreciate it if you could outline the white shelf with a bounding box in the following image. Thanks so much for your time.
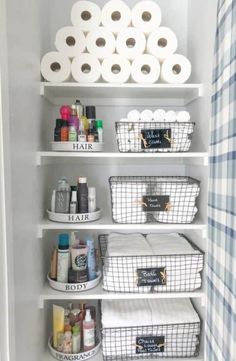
[36,151,208,166]
[39,282,206,309]
[37,217,207,238]
[40,82,203,106]
[44,348,204,361]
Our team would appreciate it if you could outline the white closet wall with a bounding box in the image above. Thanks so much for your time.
[4,1,217,361]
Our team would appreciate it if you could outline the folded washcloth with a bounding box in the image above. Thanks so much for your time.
[127,110,140,122]
[153,109,166,122]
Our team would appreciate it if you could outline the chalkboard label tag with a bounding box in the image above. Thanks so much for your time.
[141,129,171,149]
[136,336,165,354]
[142,195,170,212]
[137,267,167,286]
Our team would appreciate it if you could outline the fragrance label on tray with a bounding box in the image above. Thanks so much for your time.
[137,267,167,286]
[141,129,171,149]
[142,195,170,212]
[136,336,165,354]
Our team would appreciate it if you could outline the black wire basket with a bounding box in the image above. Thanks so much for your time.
[109,176,200,224]
[99,233,204,293]
[115,121,195,153]
[101,300,201,360]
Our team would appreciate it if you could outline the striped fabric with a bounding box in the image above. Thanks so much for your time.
[207,0,236,360]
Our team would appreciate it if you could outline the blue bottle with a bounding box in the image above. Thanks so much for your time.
[86,240,97,281]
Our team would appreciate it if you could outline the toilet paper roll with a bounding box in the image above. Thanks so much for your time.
[153,109,166,122]
[40,52,71,82]
[71,54,101,83]
[147,27,178,61]
[127,110,140,122]
[161,54,192,84]
[86,27,116,60]
[101,55,131,83]
[55,27,86,59]
[177,111,191,122]
[165,110,177,122]
[71,1,101,32]
[131,1,162,34]
[140,109,153,122]
[101,0,131,34]
[131,55,160,84]
[116,28,146,60]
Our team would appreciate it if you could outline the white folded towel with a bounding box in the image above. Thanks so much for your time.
[111,182,147,224]
[146,233,201,254]
[107,233,151,256]
[102,298,200,328]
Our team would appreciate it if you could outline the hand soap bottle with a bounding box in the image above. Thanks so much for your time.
[83,309,95,351]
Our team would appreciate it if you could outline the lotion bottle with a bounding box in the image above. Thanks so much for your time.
[57,234,70,283]
[83,309,95,351]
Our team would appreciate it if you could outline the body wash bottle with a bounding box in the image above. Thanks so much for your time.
[86,239,97,281]
[83,309,95,351]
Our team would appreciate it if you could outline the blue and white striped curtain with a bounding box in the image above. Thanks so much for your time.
[207,0,236,360]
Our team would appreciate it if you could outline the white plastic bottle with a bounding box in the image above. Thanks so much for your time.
[88,187,96,213]
[57,234,70,283]
[83,309,95,351]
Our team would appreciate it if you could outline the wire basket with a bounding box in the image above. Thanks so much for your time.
[99,234,204,293]
[115,121,195,153]
[109,176,200,224]
[101,300,201,360]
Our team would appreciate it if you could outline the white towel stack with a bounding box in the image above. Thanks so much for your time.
[111,182,147,223]
[102,298,200,358]
[103,233,203,293]
[153,183,200,224]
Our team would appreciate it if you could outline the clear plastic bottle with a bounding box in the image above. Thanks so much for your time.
[69,125,77,142]
[83,309,95,351]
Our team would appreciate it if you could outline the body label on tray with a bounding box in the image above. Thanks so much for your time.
[141,129,171,149]
[142,195,170,212]
[137,267,167,286]
[136,336,165,354]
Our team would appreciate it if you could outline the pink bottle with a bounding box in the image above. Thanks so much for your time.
[60,105,71,121]
[83,309,95,351]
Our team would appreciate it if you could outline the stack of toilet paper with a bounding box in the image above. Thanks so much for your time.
[40,0,192,84]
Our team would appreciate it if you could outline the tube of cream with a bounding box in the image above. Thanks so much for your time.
[71,246,88,272]
[86,240,97,281]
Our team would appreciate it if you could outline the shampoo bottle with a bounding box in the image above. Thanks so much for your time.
[57,234,70,283]
[77,177,88,213]
[83,309,95,351]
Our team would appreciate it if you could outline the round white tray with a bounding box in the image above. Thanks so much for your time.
[47,271,102,292]
[48,337,101,361]
[47,209,102,223]
[51,142,104,152]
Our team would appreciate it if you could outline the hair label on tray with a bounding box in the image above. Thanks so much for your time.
[142,195,170,212]
[140,129,171,149]
[137,267,167,286]
[136,336,165,354]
